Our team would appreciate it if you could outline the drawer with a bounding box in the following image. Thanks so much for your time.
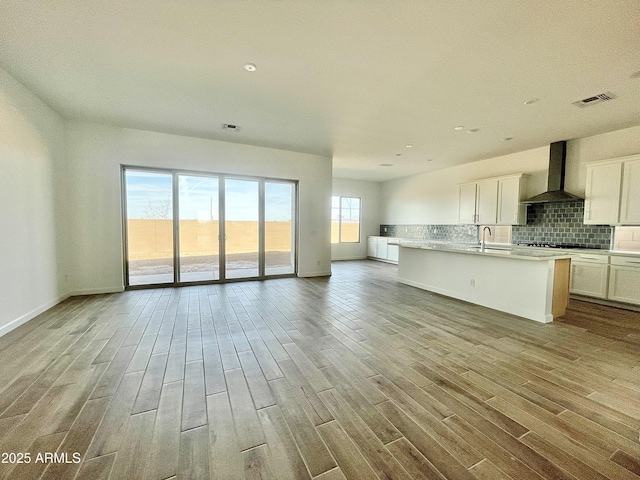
[610,256,640,267]
[571,253,609,264]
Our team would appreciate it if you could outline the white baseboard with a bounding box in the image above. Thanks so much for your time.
[0,292,70,338]
[68,286,124,296]
[0,285,125,339]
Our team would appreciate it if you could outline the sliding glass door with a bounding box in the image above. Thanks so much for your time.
[123,167,296,287]
[265,181,295,275]
[178,175,220,282]
[224,178,260,279]
[124,170,175,286]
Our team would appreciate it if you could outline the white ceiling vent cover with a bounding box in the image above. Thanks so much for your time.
[572,92,616,108]
[221,123,241,131]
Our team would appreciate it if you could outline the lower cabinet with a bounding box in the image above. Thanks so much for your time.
[569,253,640,306]
[387,244,399,263]
[367,236,399,264]
[569,254,609,298]
[608,256,640,305]
[367,238,377,257]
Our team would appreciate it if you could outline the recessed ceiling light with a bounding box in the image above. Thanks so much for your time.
[502,137,514,141]
[405,144,413,148]
[454,126,464,131]
[524,98,539,105]
[467,128,480,133]
[244,63,257,72]
[379,163,394,167]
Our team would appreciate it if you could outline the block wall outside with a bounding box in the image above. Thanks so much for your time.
[127,219,292,260]
[330,222,361,243]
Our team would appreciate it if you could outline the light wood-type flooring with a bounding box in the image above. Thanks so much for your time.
[1,260,639,479]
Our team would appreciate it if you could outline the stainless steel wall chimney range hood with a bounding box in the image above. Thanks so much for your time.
[522,141,583,204]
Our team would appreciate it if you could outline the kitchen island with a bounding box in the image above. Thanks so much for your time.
[398,243,572,323]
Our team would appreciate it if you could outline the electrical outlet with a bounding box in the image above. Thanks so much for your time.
[470,279,475,287]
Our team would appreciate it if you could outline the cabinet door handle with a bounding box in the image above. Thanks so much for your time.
[626,261,640,265]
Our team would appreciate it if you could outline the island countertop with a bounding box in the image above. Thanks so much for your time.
[399,242,573,260]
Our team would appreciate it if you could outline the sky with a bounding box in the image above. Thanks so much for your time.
[125,170,293,221]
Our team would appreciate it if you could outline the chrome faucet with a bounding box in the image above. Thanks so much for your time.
[481,226,492,251]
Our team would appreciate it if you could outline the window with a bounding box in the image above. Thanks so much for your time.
[478,225,512,245]
[331,196,361,243]
[613,226,640,252]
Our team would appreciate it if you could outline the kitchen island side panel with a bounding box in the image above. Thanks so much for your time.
[397,246,557,323]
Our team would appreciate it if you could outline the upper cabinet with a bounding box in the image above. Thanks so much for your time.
[584,161,622,224]
[476,180,499,224]
[458,174,526,225]
[584,154,640,225]
[620,158,640,224]
[458,183,480,224]
[497,175,527,225]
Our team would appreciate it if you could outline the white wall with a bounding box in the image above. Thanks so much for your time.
[331,178,381,260]
[381,147,550,224]
[64,122,333,294]
[565,125,640,197]
[382,124,640,226]
[0,68,68,336]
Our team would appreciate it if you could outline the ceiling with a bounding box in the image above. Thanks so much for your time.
[1,1,639,181]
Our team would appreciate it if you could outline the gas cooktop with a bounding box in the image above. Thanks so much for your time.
[518,243,590,249]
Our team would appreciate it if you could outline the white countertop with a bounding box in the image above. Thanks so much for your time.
[399,241,573,261]
[372,235,640,258]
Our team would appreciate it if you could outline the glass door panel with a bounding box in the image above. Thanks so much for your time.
[265,182,295,275]
[225,178,259,279]
[178,175,219,282]
[124,170,174,285]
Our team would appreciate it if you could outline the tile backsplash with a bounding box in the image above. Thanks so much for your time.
[380,224,477,243]
[380,201,612,249]
[512,201,611,249]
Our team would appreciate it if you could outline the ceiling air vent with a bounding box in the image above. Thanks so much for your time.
[221,123,241,131]
[572,92,616,108]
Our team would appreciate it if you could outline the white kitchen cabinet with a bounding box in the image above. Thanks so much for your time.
[458,183,478,224]
[387,244,399,262]
[608,255,640,305]
[584,154,640,225]
[497,175,527,225]
[376,237,388,259]
[367,236,399,264]
[620,158,640,224]
[476,180,498,224]
[459,174,526,225]
[584,161,622,224]
[570,253,609,298]
[367,237,377,257]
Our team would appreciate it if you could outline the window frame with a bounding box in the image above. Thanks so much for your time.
[331,195,361,244]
